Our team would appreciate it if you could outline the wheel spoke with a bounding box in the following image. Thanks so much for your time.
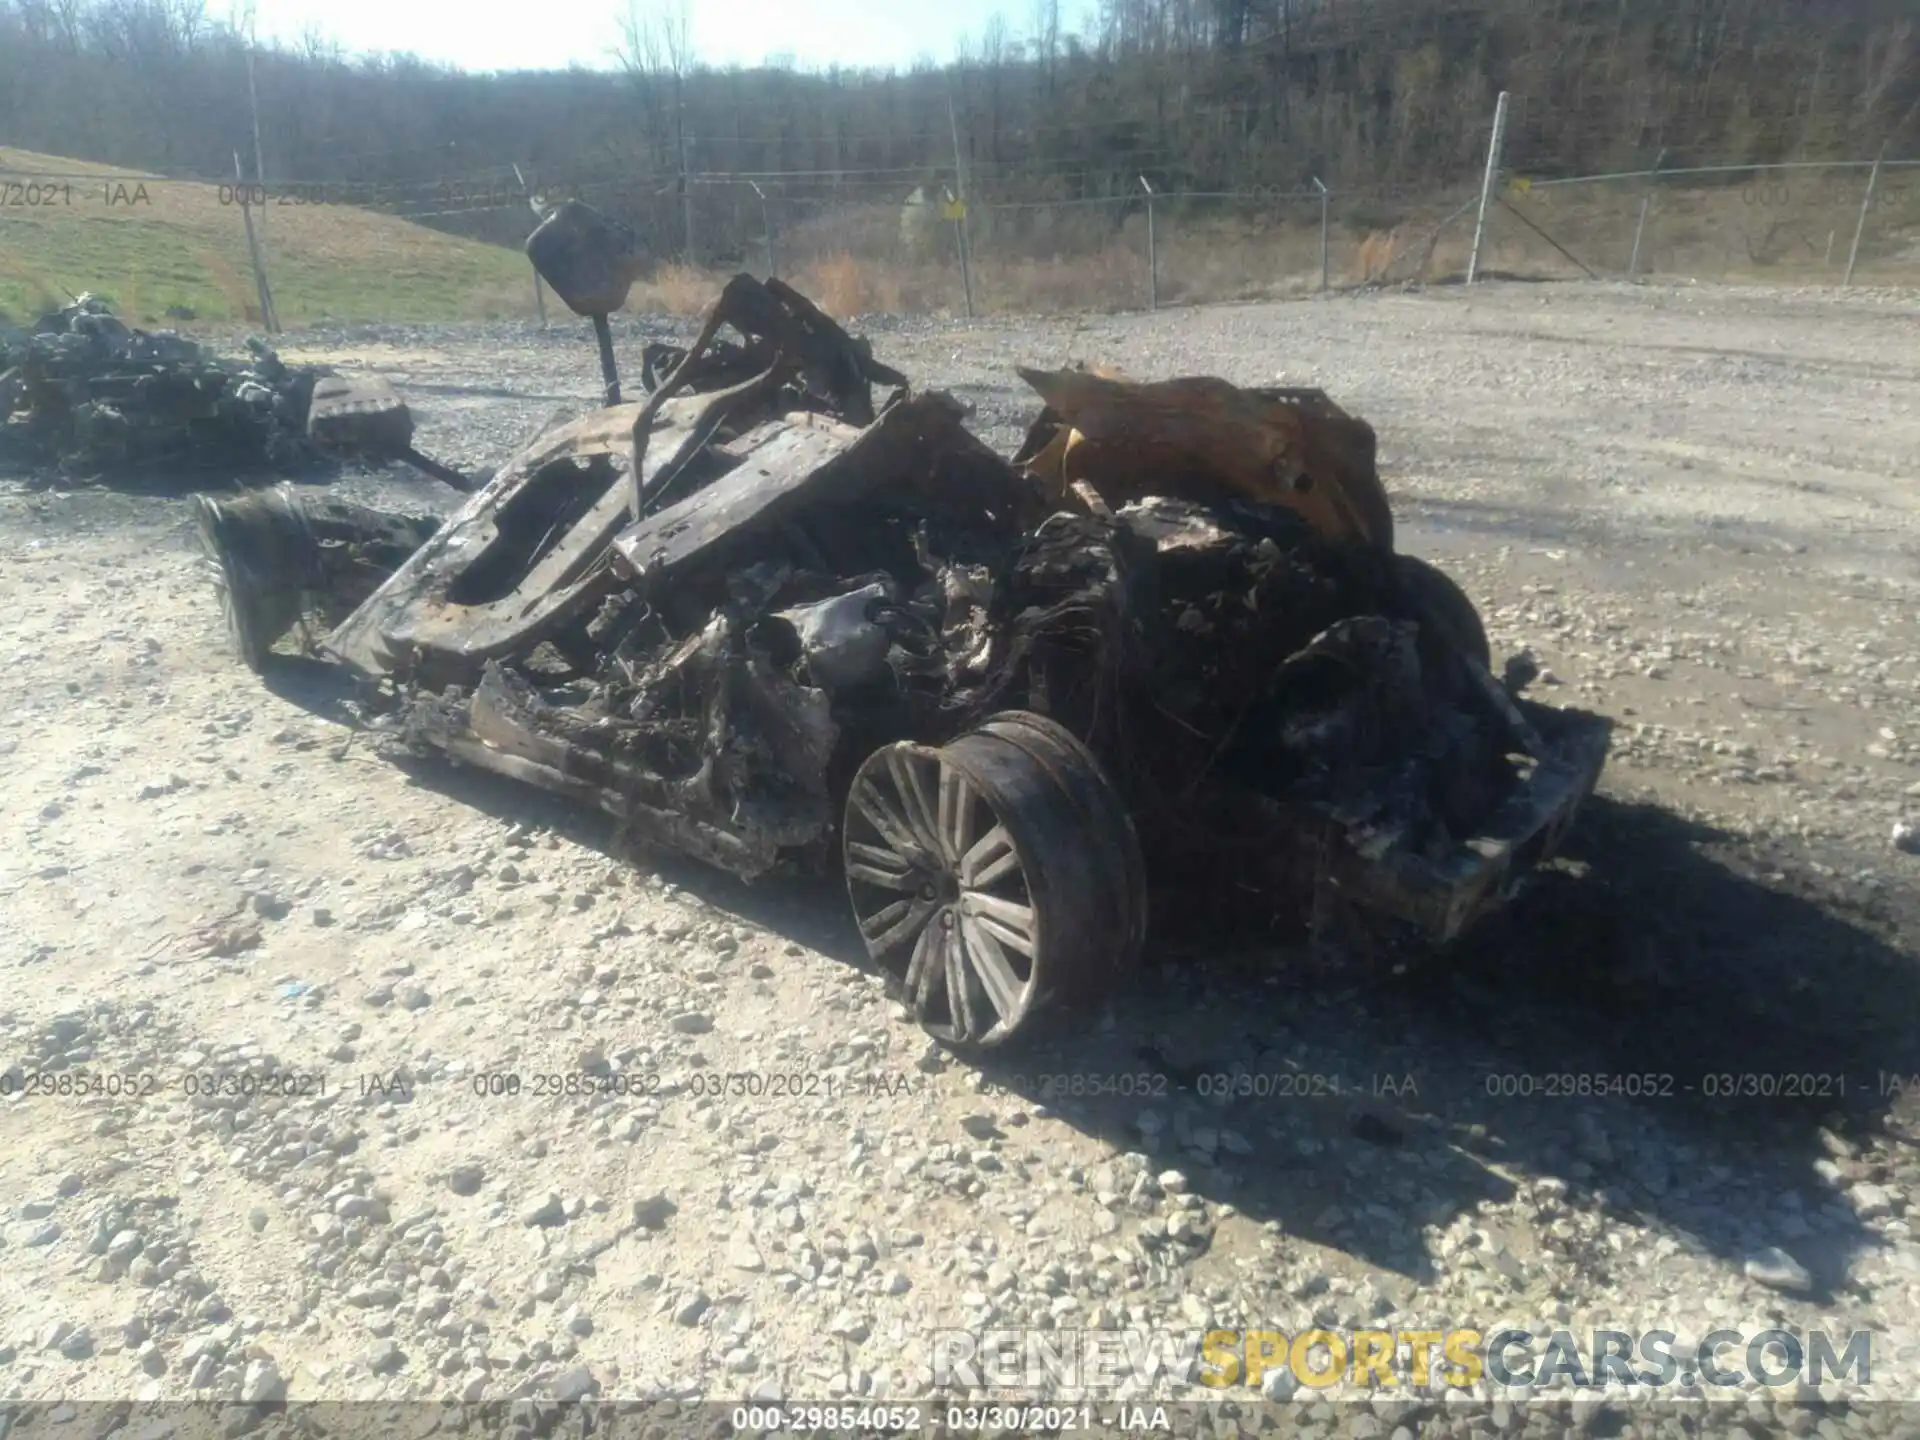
[945,924,978,1040]
[886,749,943,855]
[938,765,973,863]
[904,922,939,1001]
[845,840,919,891]
[913,926,947,1018]
[959,823,1015,887]
[851,775,930,864]
[846,861,918,891]
[962,891,1037,957]
[858,895,935,953]
[959,911,1025,1022]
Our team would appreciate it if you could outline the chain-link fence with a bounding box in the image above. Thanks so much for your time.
[2,134,1914,332]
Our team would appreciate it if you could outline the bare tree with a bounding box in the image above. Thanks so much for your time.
[614,0,694,172]
[1031,0,1061,89]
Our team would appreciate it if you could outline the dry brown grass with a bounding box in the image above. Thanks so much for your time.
[629,262,723,317]
[794,253,903,317]
[1353,231,1402,282]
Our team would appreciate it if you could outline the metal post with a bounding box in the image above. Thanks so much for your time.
[513,164,549,326]
[245,16,267,251]
[1844,144,1887,287]
[948,92,975,318]
[945,188,975,319]
[1140,175,1157,310]
[1628,147,1665,280]
[681,122,696,265]
[233,151,277,333]
[1312,176,1329,292]
[749,180,777,278]
[1467,90,1510,286]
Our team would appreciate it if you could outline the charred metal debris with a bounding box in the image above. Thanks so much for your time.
[195,210,1610,1046]
[0,294,474,489]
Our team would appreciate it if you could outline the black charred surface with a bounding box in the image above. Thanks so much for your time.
[0,295,331,482]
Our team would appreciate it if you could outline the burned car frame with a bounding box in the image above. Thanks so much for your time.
[196,205,1611,1049]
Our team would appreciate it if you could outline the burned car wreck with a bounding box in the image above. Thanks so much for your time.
[196,201,1611,1047]
[1,293,478,490]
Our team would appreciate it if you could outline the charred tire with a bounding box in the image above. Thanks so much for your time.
[844,715,1145,1048]
[974,711,1148,983]
[1395,553,1492,671]
[195,492,301,674]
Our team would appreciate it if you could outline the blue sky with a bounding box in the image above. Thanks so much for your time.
[249,0,1032,73]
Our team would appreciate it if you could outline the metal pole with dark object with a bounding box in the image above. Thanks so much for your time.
[1312,176,1329,292]
[1844,143,1887,287]
[524,199,645,406]
[1140,175,1157,311]
[1467,91,1510,286]
[233,151,278,333]
[1628,148,1666,279]
[307,373,479,492]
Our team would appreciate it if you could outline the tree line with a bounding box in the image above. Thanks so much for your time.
[1,0,1914,255]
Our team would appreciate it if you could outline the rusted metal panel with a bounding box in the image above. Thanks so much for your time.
[1014,366,1394,551]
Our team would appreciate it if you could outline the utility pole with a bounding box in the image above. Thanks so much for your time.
[1467,90,1510,286]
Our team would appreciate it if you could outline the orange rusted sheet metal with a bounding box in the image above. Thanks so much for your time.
[1013,366,1396,551]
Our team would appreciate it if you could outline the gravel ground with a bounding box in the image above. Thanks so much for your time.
[1,278,1918,1436]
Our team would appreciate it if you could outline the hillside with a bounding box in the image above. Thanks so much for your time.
[0,148,533,327]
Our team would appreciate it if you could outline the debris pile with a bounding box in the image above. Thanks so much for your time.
[194,222,1609,1044]
[0,295,325,480]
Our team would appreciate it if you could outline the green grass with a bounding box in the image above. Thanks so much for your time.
[0,148,537,328]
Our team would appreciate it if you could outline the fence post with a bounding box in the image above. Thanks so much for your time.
[1843,144,1887,287]
[1140,175,1157,311]
[947,94,975,318]
[1312,176,1329,292]
[233,151,278,333]
[513,164,549,326]
[748,181,777,279]
[1628,147,1665,280]
[1467,91,1510,286]
[680,122,696,265]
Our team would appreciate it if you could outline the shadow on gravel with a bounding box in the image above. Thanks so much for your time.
[273,677,1920,1296]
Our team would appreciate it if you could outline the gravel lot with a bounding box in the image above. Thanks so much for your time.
[2,278,1919,1434]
